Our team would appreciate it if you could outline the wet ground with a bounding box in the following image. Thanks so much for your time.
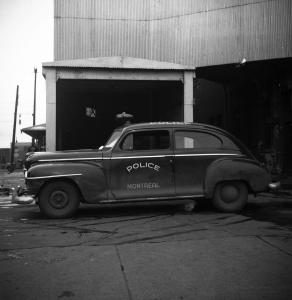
[0,194,292,300]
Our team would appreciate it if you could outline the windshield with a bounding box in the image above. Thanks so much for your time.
[104,130,122,148]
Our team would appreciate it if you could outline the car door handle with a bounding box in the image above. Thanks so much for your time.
[169,157,175,173]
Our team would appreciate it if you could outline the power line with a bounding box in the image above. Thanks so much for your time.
[55,0,278,22]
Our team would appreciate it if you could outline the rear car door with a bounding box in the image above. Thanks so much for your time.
[109,129,175,199]
[174,130,226,196]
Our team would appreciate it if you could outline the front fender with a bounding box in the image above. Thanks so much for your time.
[204,157,271,198]
[26,162,107,203]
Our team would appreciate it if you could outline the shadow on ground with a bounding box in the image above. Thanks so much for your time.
[242,200,292,227]
[10,200,215,222]
[9,196,292,229]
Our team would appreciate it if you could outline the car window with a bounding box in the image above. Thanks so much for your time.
[217,133,240,150]
[175,131,222,149]
[121,130,170,151]
[104,130,122,148]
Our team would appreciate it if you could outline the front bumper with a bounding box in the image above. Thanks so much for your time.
[268,181,281,191]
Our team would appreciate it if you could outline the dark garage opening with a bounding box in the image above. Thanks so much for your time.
[196,57,292,174]
[56,79,183,150]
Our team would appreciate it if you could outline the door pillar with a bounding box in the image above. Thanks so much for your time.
[44,69,56,151]
[184,71,195,122]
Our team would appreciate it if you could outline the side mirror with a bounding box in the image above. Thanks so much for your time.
[98,146,104,150]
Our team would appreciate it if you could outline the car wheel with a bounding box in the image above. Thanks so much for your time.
[39,181,80,218]
[212,181,248,212]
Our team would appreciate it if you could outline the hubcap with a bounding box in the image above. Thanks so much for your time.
[49,190,69,209]
[220,184,239,203]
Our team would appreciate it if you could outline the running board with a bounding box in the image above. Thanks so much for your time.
[99,195,204,204]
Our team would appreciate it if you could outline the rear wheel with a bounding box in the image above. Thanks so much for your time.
[39,181,80,218]
[212,181,248,212]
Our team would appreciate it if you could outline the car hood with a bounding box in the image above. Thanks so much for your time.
[25,149,103,167]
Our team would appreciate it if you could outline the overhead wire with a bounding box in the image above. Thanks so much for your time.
[54,0,279,22]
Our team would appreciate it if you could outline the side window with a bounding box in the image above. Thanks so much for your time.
[121,130,170,151]
[175,131,222,149]
[121,134,133,150]
[218,134,240,151]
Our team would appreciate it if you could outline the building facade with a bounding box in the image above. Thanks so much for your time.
[44,0,292,174]
[54,0,292,66]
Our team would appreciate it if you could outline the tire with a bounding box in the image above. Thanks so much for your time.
[212,181,248,212]
[38,181,80,218]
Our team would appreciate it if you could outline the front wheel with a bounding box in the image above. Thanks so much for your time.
[39,181,80,218]
[212,181,248,212]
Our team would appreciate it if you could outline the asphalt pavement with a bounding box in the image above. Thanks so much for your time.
[0,193,292,300]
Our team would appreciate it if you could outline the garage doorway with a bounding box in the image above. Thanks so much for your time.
[56,79,183,150]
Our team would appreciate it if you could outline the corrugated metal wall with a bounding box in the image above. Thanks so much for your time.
[54,0,292,67]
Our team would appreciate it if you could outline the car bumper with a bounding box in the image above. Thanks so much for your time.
[268,181,281,191]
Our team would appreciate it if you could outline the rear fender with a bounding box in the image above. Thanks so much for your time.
[26,162,107,203]
[204,157,270,198]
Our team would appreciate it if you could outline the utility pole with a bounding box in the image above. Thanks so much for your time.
[10,85,19,172]
[32,68,37,145]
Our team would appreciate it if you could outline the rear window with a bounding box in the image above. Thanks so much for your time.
[121,130,170,151]
[175,131,222,149]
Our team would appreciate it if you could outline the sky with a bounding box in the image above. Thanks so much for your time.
[0,0,53,148]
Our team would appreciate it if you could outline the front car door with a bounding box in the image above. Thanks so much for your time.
[109,129,175,200]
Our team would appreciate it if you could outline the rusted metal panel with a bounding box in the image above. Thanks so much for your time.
[54,0,292,67]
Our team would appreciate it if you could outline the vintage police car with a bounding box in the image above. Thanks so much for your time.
[24,122,272,218]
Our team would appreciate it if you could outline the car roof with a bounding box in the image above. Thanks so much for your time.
[116,121,255,159]
[117,121,255,158]
[119,122,229,135]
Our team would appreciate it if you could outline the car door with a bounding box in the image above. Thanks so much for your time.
[174,130,225,196]
[109,129,175,199]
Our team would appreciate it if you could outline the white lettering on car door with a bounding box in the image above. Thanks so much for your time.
[126,162,160,173]
[127,182,160,189]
